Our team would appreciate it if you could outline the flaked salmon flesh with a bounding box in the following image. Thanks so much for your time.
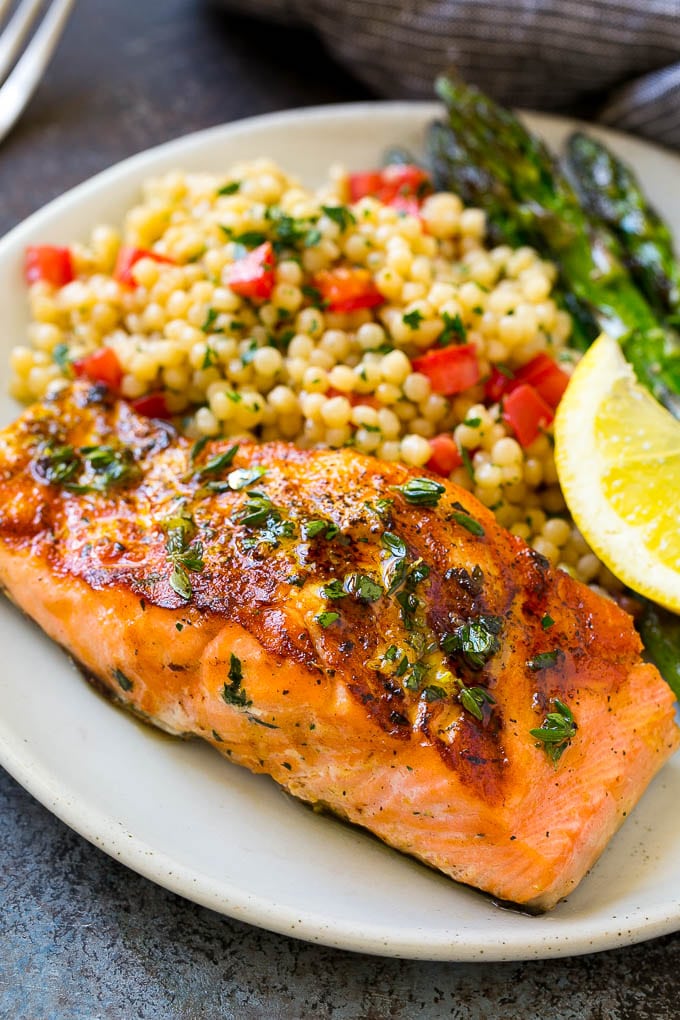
[0,381,677,910]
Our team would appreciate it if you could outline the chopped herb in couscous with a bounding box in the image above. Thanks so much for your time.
[10,157,621,594]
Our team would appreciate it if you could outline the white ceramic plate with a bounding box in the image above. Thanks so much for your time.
[1,102,679,962]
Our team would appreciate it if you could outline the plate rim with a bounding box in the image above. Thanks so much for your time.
[1,99,679,962]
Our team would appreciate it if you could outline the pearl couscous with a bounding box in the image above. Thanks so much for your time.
[11,157,620,594]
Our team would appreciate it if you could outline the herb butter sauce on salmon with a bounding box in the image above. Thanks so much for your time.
[0,381,677,910]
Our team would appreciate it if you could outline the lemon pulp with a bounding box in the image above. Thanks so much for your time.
[554,333,680,612]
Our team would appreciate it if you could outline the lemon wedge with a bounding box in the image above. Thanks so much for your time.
[554,332,680,613]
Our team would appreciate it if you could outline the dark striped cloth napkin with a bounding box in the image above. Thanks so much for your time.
[214,0,680,149]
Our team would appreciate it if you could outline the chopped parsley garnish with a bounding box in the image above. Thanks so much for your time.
[394,655,409,677]
[530,698,576,763]
[527,650,563,671]
[393,477,445,507]
[165,516,205,601]
[448,504,485,536]
[301,284,326,308]
[190,435,210,463]
[197,445,239,477]
[381,532,407,558]
[463,416,481,428]
[265,207,321,254]
[321,579,345,600]
[440,615,503,670]
[343,573,383,603]
[404,660,428,690]
[222,653,251,708]
[460,447,474,482]
[113,668,133,692]
[231,229,268,248]
[36,444,80,486]
[52,342,73,375]
[303,227,322,248]
[235,491,274,528]
[246,519,294,548]
[270,327,296,349]
[201,307,221,333]
[380,531,408,594]
[373,498,393,520]
[409,562,430,587]
[321,204,356,231]
[202,345,218,369]
[35,442,140,493]
[217,181,240,195]
[227,466,267,490]
[438,310,467,346]
[380,530,429,629]
[233,490,294,548]
[316,611,340,629]
[402,309,424,330]
[396,589,420,631]
[541,614,555,630]
[80,445,141,490]
[240,341,258,365]
[421,684,447,703]
[458,684,496,722]
[301,519,339,541]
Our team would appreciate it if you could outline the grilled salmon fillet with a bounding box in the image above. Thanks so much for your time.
[0,381,677,910]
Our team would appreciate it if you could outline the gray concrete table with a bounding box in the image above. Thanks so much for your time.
[1,2,679,1016]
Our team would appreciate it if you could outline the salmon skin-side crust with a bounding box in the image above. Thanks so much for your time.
[0,382,677,911]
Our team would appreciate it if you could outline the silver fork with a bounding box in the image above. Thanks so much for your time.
[0,0,75,145]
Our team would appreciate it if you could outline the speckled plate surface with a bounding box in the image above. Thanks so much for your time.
[0,103,679,962]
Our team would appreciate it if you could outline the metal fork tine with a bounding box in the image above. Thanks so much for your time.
[0,0,45,85]
[0,0,75,144]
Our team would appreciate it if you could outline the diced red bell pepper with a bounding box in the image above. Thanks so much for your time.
[378,164,431,203]
[225,241,275,301]
[314,267,384,313]
[130,392,173,419]
[348,171,384,202]
[484,365,515,403]
[513,352,570,408]
[502,384,554,447]
[412,343,481,396]
[348,164,431,207]
[73,347,123,391]
[24,245,74,287]
[114,246,176,287]
[484,353,570,410]
[426,434,463,476]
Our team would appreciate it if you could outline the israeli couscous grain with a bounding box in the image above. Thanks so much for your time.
[12,158,619,594]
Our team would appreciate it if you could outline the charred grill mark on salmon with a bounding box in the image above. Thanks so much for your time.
[0,381,677,910]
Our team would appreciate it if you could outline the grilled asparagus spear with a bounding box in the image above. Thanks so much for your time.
[428,76,680,692]
[428,76,680,416]
[638,603,680,699]
[566,131,680,322]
